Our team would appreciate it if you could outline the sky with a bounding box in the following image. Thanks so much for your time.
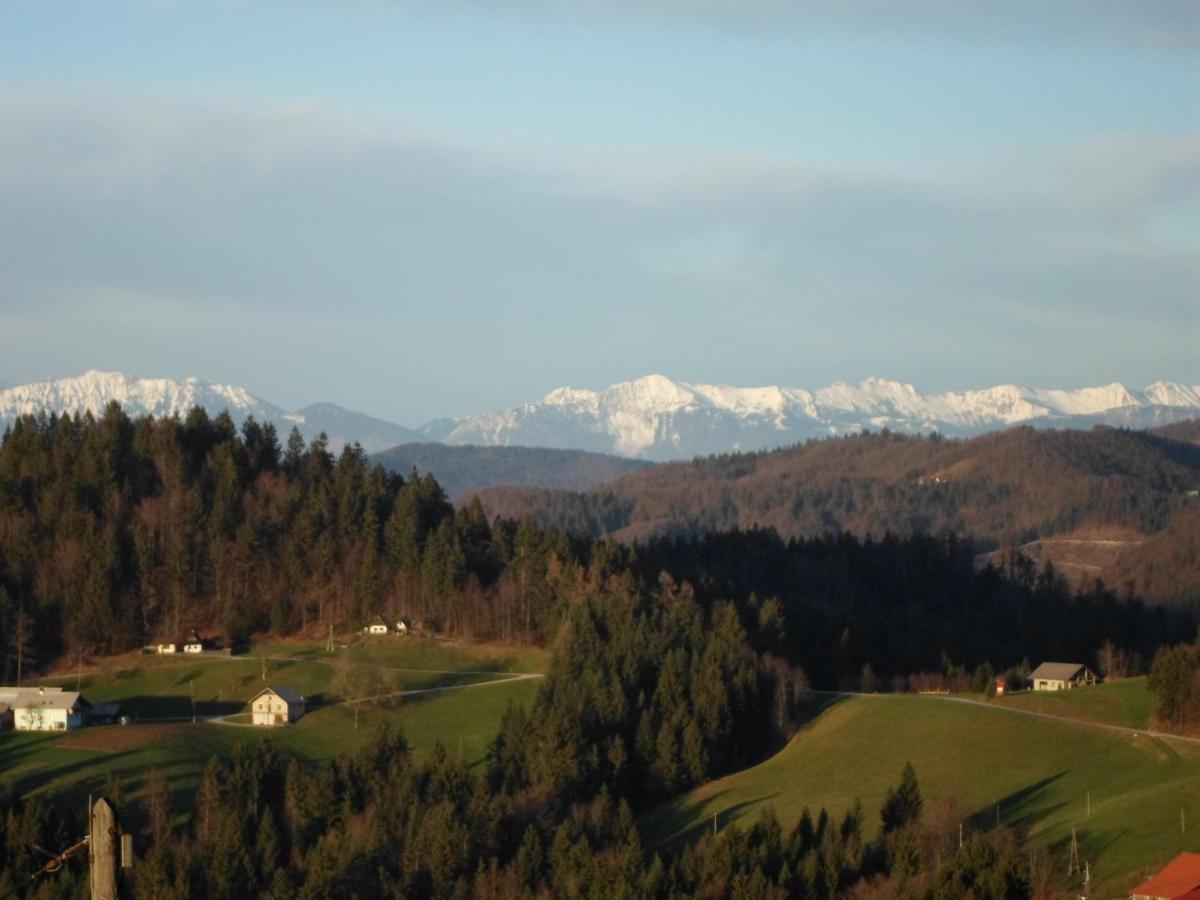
[1,0,1197,425]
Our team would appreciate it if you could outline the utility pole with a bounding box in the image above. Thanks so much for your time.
[90,797,120,900]
[959,822,963,849]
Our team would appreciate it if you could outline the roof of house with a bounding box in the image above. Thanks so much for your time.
[1030,662,1088,682]
[253,686,304,705]
[13,690,89,711]
[1132,852,1200,898]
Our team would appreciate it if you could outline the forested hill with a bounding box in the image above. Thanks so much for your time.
[474,425,1200,604]
[371,442,652,498]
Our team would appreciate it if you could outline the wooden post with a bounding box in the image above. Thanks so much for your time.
[90,797,119,900]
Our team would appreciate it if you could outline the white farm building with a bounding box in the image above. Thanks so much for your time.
[250,686,306,726]
[1030,662,1098,692]
[0,686,89,731]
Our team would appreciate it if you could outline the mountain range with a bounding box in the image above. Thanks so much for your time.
[0,370,418,454]
[2,370,1199,461]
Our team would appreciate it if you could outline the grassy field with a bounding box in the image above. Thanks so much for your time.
[993,677,1155,730]
[643,693,1200,896]
[3,636,544,830]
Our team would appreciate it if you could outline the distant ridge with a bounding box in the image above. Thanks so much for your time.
[473,422,1200,604]
[371,443,652,498]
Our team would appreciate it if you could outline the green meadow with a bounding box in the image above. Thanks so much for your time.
[643,692,1200,896]
[2,636,544,828]
[993,677,1156,730]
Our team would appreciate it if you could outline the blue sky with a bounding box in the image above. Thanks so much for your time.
[1,1,1197,423]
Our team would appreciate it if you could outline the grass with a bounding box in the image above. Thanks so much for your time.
[993,677,1155,730]
[4,636,544,832]
[250,634,550,674]
[643,693,1200,896]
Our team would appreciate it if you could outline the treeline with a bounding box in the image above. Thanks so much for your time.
[0,732,1031,899]
[1,407,1192,694]
[0,405,595,672]
[630,530,1190,691]
[1148,638,1200,733]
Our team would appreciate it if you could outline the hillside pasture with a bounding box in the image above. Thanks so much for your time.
[4,637,543,832]
[994,677,1155,730]
[644,693,1200,896]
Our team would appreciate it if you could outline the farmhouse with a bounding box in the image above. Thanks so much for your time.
[1130,851,1200,899]
[1030,662,1097,692]
[183,630,204,654]
[5,687,89,731]
[250,686,305,726]
[363,614,390,635]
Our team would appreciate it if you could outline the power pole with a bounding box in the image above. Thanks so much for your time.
[90,797,119,900]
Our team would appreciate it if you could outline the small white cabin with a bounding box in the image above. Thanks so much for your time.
[1030,662,1097,692]
[395,619,409,635]
[155,642,177,655]
[363,614,390,635]
[11,688,89,731]
[183,631,204,654]
[250,686,305,726]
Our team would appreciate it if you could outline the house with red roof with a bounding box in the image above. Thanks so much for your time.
[1131,852,1200,900]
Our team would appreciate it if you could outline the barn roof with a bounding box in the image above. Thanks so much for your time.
[254,686,304,705]
[1029,662,1088,682]
[13,690,89,711]
[1132,852,1200,898]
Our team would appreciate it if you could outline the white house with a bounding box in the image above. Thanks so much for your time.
[250,686,305,726]
[10,688,89,731]
[1030,662,1098,691]
[363,614,390,635]
[154,642,177,655]
[183,631,204,654]
[395,619,410,635]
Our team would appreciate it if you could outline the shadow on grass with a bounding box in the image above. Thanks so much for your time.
[968,772,1067,837]
[655,791,783,852]
[121,696,245,720]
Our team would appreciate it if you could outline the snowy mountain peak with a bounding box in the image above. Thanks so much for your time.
[440,375,1200,460]
[0,371,417,453]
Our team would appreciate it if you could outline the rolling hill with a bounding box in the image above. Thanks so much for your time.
[474,424,1200,603]
[643,690,1200,897]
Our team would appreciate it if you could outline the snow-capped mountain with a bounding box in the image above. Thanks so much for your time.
[441,375,1200,461]
[0,371,418,453]
[4,371,1198,463]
